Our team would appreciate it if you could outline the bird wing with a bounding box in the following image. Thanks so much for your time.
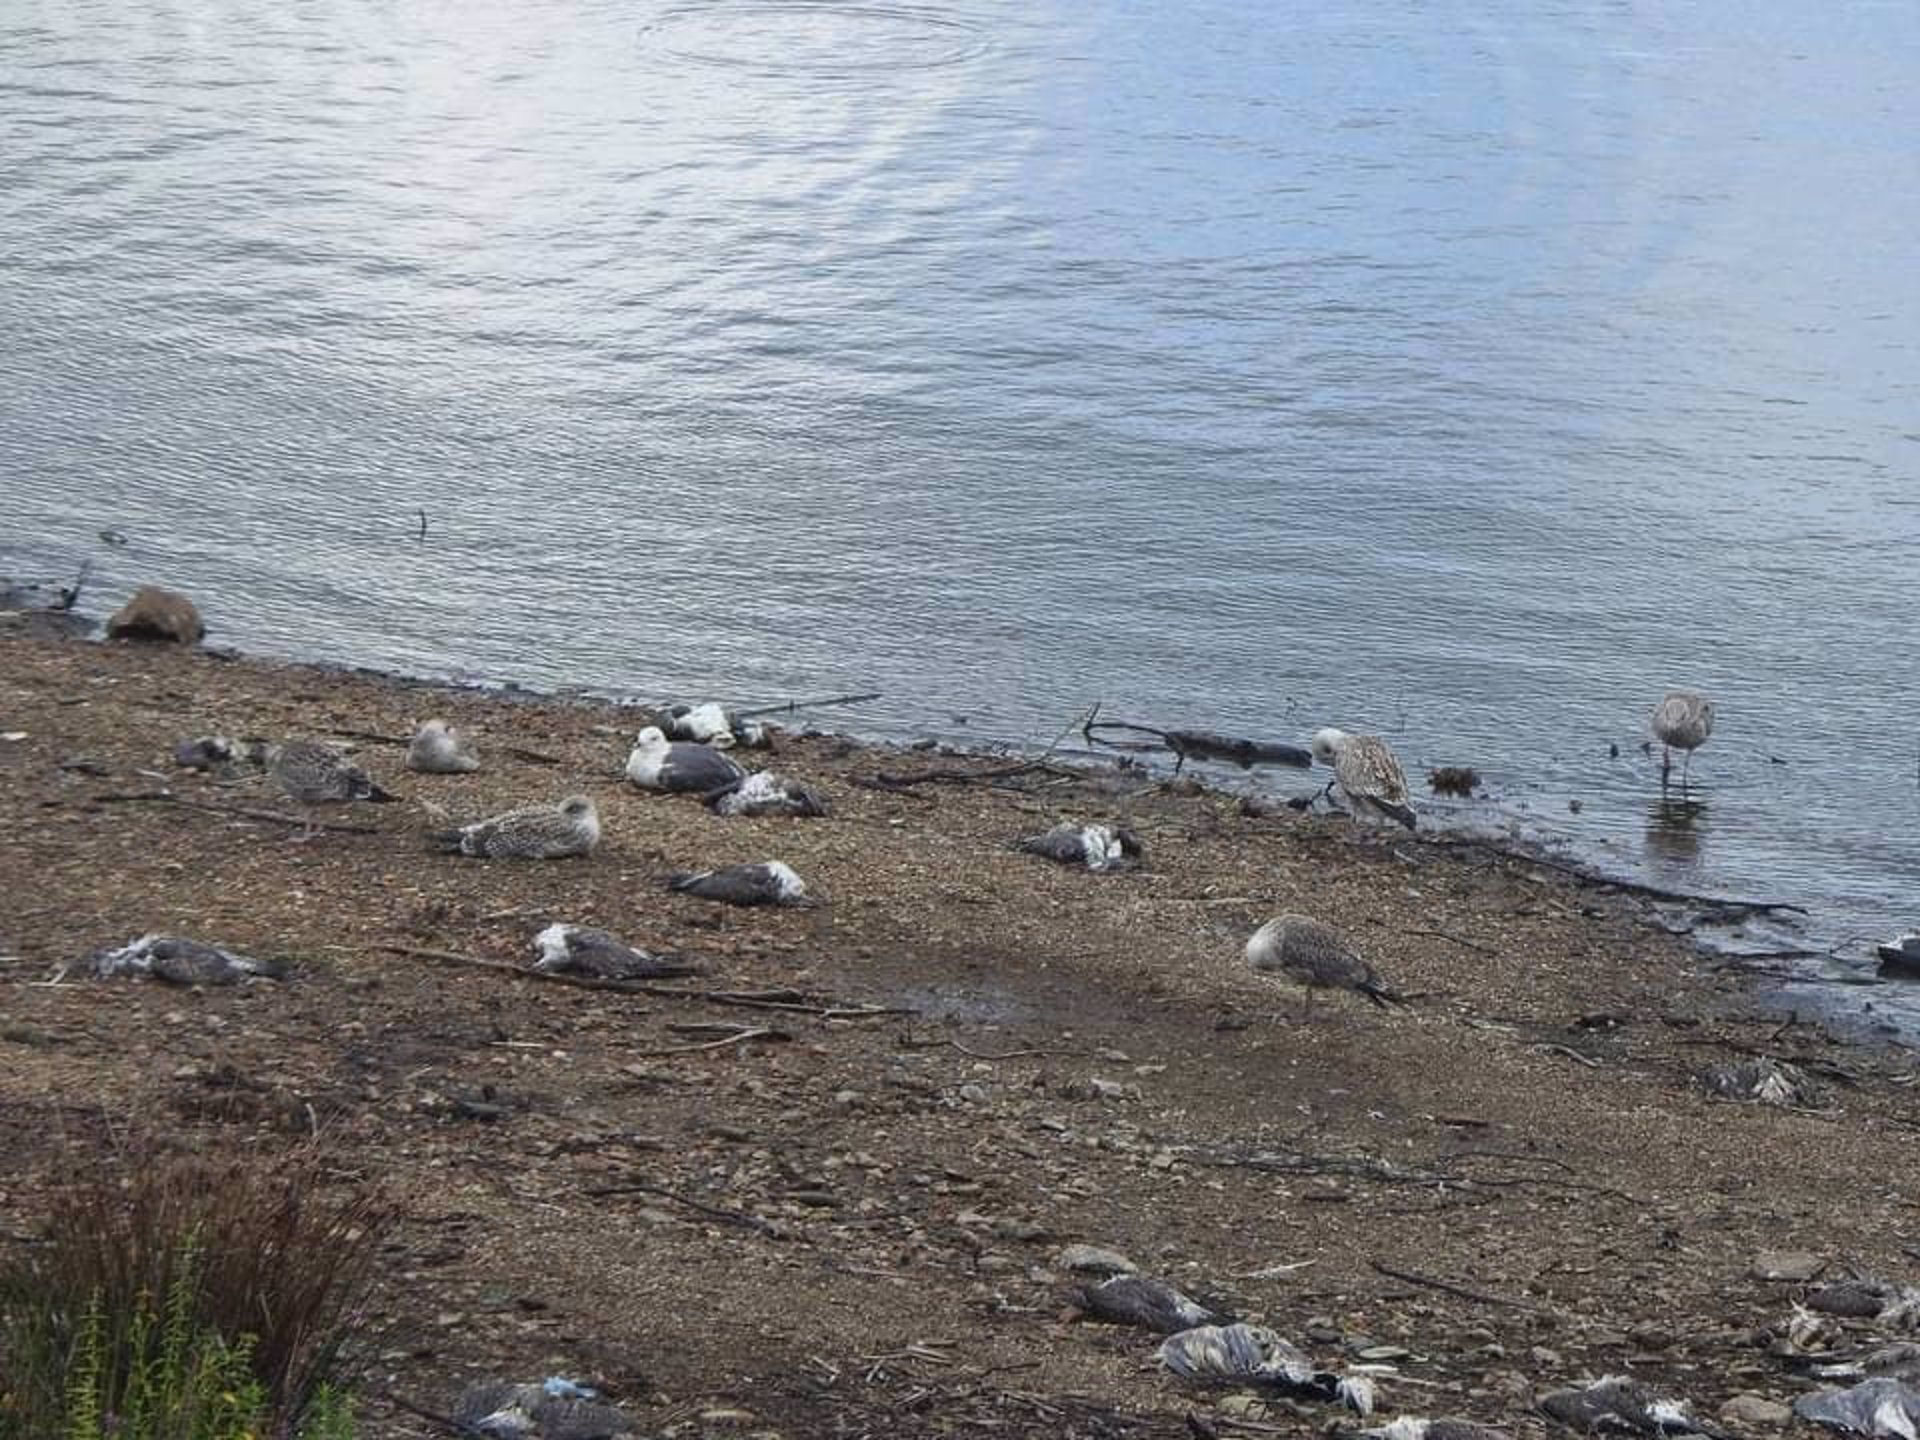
[1343,737,1410,804]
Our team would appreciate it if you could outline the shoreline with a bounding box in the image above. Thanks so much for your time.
[4,621,1917,1438]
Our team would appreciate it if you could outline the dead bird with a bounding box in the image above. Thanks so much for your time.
[432,796,601,860]
[1807,1281,1920,1332]
[665,860,807,907]
[1819,1345,1920,1388]
[1426,765,1480,797]
[1539,1376,1729,1437]
[1878,935,1920,978]
[1017,822,1144,872]
[705,769,830,818]
[1246,914,1402,1016]
[172,734,269,772]
[1310,727,1416,830]
[451,1378,633,1439]
[1157,1324,1376,1415]
[1072,1274,1233,1334]
[1698,1057,1827,1109]
[90,935,284,986]
[268,738,398,837]
[1365,1419,1512,1440]
[1795,1378,1920,1439]
[533,924,698,980]
[657,701,768,750]
[624,725,747,794]
[406,718,480,774]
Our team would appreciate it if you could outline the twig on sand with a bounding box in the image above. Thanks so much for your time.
[89,790,376,834]
[897,1032,1080,1061]
[1407,927,1497,956]
[327,728,562,766]
[733,691,882,719]
[856,760,1081,791]
[582,1178,776,1232]
[631,1026,790,1057]
[1472,844,1808,915]
[376,944,913,1019]
[374,1388,488,1438]
[1369,1260,1545,1312]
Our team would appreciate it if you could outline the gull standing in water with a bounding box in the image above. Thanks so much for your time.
[1650,689,1713,791]
[1310,728,1416,830]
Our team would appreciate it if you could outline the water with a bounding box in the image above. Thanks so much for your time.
[4,2,1918,1025]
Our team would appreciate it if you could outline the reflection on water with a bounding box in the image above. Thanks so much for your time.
[1643,797,1708,870]
[2,0,1918,1031]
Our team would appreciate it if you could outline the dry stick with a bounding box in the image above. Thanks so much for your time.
[1467,841,1809,915]
[1369,1259,1545,1312]
[582,1178,776,1232]
[378,944,913,1018]
[327,727,564,766]
[631,1027,788,1057]
[860,759,1080,790]
[1409,927,1498,956]
[733,690,882,719]
[88,790,376,834]
[898,1033,1080,1061]
[374,1388,489,1439]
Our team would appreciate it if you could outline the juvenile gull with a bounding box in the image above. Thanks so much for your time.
[91,934,285,986]
[1017,823,1144,872]
[1539,1376,1728,1437]
[451,1378,634,1439]
[1650,689,1713,789]
[267,739,398,837]
[657,701,768,750]
[1310,728,1416,830]
[665,860,807,907]
[407,718,481,774]
[1073,1274,1233,1333]
[1246,914,1402,1016]
[624,726,747,794]
[1157,1323,1376,1414]
[706,769,830,819]
[532,924,698,980]
[432,796,601,860]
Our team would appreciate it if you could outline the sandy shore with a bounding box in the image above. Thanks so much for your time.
[2,622,1915,1439]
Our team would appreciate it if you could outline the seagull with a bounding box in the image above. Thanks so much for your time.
[267,739,398,838]
[1795,1379,1920,1440]
[431,796,601,860]
[658,701,768,750]
[1818,1345,1920,1388]
[665,860,807,907]
[1246,914,1402,1016]
[532,924,698,980]
[451,1378,634,1439]
[624,726,747,795]
[90,935,285,986]
[705,770,830,818]
[406,718,481,774]
[1309,728,1416,830]
[1017,823,1145,872]
[1699,1057,1825,1108]
[1365,1420,1511,1440]
[1073,1274,1233,1334]
[1650,690,1713,790]
[1539,1376,1729,1437]
[1157,1324,1377,1415]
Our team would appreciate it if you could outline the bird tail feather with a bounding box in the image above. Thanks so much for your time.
[366,782,401,804]
[1381,800,1416,831]
[428,829,466,853]
[1362,981,1403,1008]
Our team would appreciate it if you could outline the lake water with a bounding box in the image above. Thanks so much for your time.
[4,2,1917,1029]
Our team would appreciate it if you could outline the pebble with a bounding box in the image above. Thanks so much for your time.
[1529,1345,1564,1368]
[1751,1250,1826,1282]
[957,1083,989,1104]
[1055,1244,1138,1276]
[1720,1395,1792,1428]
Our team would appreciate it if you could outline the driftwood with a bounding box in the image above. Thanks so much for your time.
[89,790,377,835]
[1080,704,1311,774]
[733,691,881,720]
[856,759,1080,791]
[1488,846,1809,915]
[378,944,915,1019]
[326,728,561,766]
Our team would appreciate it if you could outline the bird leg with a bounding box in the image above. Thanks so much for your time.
[1301,986,1316,1021]
[1659,746,1673,787]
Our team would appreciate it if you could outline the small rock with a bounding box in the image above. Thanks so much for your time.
[1720,1394,1792,1428]
[1055,1244,1138,1276]
[957,1083,988,1104]
[106,585,204,644]
[1751,1250,1826,1282]
[1529,1345,1564,1368]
